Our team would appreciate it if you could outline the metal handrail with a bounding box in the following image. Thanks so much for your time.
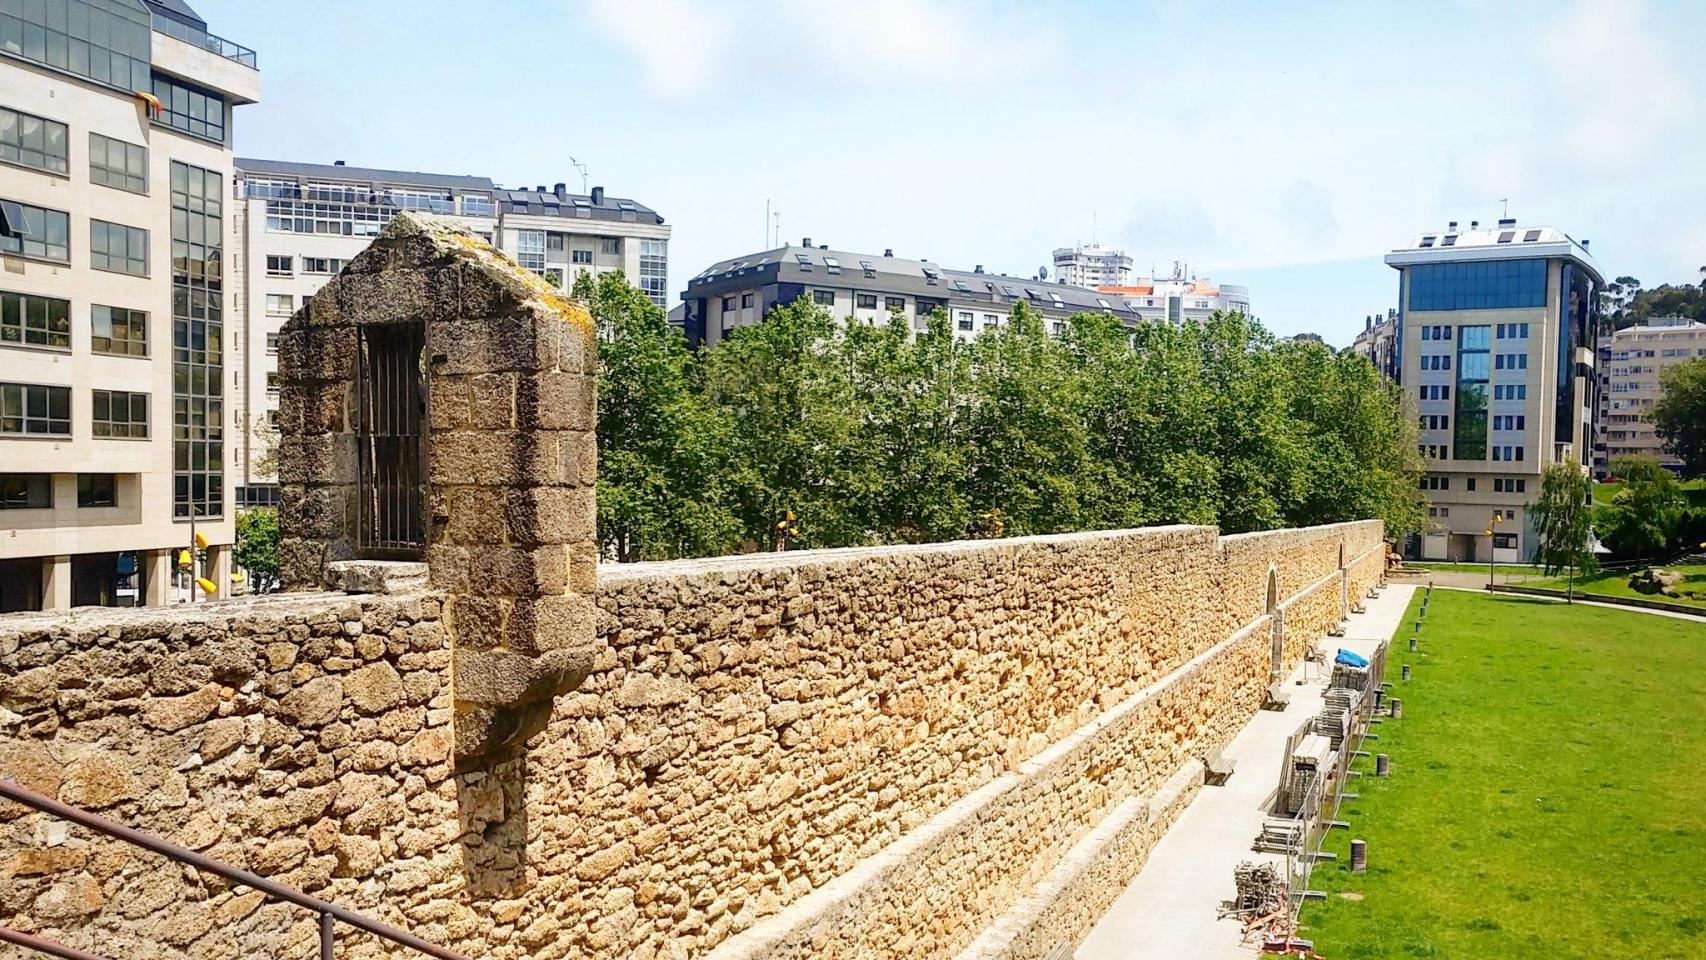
[0,779,468,960]
[0,926,112,960]
[150,14,258,68]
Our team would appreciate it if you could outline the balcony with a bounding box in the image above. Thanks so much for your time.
[151,13,257,69]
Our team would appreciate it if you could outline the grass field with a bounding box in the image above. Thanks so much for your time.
[1592,478,1706,507]
[1525,563,1706,609]
[1300,590,1706,959]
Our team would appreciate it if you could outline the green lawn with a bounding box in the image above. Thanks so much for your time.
[1524,563,1706,609]
[1408,562,1542,577]
[1301,590,1706,959]
[1593,478,1706,507]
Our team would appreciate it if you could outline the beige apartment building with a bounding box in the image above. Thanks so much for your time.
[1595,316,1706,475]
[1386,219,1602,563]
[0,0,258,610]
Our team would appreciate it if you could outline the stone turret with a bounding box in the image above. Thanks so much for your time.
[274,212,598,766]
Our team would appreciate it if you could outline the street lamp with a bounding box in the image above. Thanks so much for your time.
[1485,513,1504,590]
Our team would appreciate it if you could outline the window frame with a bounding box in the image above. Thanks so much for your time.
[0,104,70,177]
[0,473,52,510]
[89,218,149,277]
[77,473,118,508]
[0,198,70,263]
[92,388,150,439]
[88,132,148,194]
[1,290,71,351]
[91,304,149,357]
[0,382,72,436]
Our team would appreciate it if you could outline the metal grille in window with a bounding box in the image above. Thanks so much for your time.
[354,323,427,558]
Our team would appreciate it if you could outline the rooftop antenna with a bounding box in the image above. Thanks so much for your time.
[1500,197,1509,219]
[1092,211,1098,246]
[566,156,589,194]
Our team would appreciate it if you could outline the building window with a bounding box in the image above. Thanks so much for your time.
[303,257,344,274]
[639,239,668,308]
[3,0,153,89]
[1419,475,1450,491]
[1,291,71,350]
[546,233,566,251]
[265,332,278,355]
[92,305,147,356]
[171,161,225,520]
[721,296,736,312]
[1408,258,1546,311]
[571,249,593,265]
[77,474,117,507]
[600,237,621,255]
[0,382,71,435]
[0,105,69,175]
[0,199,69,263]
[151,73,227,143]
[856,294,878,309]
[885,297,906,311]
[461,195,494,217]
[958,313,974,332]
[984,314,999,327]
[265,255,293,276]
[740,293,754,308]
[89,219,148,276]
[265,372,279,394]
[0,474,51,509]
[1453,324,1490,460]
[1492,533,1518,550]
[89,133,146,193]
[515,230,546,274]
[812,290,835,306]
[92,389,148,439]
[265,294,294,316]
[386,188,452,213]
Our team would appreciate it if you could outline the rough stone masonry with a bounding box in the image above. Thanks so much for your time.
[0,213,1388,960]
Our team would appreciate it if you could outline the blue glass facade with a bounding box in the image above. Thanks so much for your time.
[1453,325,1490,460]
[1408,259,1547,311]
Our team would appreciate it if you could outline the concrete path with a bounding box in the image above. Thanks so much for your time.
[1076,584,1415,960]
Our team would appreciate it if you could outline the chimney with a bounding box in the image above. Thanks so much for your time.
[1582,239,1591,249]
[801,236,812,248]
[884,248,894,257]
[1498,218,1516,227]
[1470,220,1479,229]
[334,160,346,166]
[1447,220,1458,231]
[1366,316,1373,331]
[553,182,567,196]
[974,264,984,274]
[591,186,605,204]
[819,244,827,250]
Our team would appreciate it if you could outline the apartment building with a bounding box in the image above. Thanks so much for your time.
[229,163,670,506]
[1052,241,1133,289]
[0,0,258,610]
[679,239,1146,348]
[1096,263,1252,323]
[492,184,669,307]
[1594,316,1706,474]
[1351,308,1400,381]
[1385,218,1602,563]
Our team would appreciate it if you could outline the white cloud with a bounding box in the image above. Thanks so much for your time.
[582,0,1058,100]
[1539,0,1692,167]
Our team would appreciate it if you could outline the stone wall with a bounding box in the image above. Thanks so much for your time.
[0,520,1383,960]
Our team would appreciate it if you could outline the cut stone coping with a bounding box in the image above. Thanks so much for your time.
[325,559,430,595]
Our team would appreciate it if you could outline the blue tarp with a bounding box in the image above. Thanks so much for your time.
[1334,648,1370,668]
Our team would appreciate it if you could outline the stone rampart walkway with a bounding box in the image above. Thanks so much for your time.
[1075,584,1415,960]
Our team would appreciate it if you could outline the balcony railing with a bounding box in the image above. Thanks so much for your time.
[151,14,258,69]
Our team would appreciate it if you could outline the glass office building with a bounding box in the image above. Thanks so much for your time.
[1385,220,1602,564]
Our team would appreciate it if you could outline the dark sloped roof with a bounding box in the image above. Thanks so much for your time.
[235,157,496,193]
[142,0,205,28]
[496,189,664,225]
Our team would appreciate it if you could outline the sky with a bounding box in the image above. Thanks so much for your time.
[198,0,1706,346]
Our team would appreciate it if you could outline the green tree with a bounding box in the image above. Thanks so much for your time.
[234,507,280,593]
[585,271,740,560]
[961,301,1093,535]
[1596,455,1685,559]
[701,296,868,548]
[1651,357,1706,478]
[1529,462,1598,601]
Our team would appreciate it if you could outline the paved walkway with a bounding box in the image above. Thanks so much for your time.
[1076,583,1415,960]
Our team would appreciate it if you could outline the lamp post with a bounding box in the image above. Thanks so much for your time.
[1485,513,1503,589]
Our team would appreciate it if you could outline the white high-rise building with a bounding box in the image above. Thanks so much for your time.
[0,0,259,610]
[1052,242,1132,289]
